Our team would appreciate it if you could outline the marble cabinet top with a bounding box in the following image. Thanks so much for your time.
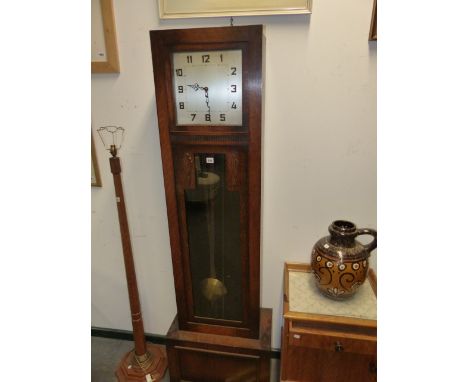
[288,269,377,321]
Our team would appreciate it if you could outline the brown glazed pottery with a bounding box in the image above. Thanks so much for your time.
[311,220,377,300]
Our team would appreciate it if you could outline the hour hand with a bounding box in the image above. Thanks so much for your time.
[188,83,207,92]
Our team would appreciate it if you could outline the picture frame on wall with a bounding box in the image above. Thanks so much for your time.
[92,0,120,73]
[369,0,377,41]
[91,134,102,187]
[158,0,312,19]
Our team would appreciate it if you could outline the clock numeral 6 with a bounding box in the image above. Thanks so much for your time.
[205,114,211,122]
[178,86,184,93]
[220,114,226,122]
[202,54,210,63]
[179,102,184,109]
[190,114,196,121]
[231,85,237,93]
[176,69,183,76]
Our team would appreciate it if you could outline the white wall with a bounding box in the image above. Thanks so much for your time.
[92,0,376,350]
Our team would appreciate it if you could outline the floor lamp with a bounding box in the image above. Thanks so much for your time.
[97,126,167,382]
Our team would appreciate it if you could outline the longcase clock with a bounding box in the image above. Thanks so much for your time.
[150,25,271,381]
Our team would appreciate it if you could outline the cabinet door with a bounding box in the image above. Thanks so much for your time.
[281,327,377,382]
[282,347,376,381]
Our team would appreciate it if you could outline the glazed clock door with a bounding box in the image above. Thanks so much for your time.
[150,25,263,339]
[173,148,248,326]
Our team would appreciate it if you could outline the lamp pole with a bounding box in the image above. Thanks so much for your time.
[97,127,167,382]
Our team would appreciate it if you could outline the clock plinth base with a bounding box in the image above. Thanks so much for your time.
[115,343,167,382]
[165,308,272,382]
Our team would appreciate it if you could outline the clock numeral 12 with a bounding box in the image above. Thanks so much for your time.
[202,55,210,63]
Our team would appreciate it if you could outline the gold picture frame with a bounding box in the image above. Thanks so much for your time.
[92,0,120,73]
[159,0,312,19]
[369,0,377,41]
[92,134,102,187]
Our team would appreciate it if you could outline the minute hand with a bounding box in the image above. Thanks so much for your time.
[203,87,211,114]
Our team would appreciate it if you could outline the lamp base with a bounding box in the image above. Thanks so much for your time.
[115,343,167,382]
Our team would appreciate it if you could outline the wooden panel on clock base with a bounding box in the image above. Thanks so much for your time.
[115,343,168,381]
[166,308,272,382]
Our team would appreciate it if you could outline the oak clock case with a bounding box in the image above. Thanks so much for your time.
[150,26,263,340]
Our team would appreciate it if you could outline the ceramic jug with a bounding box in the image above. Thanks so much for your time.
[311,220,377,300]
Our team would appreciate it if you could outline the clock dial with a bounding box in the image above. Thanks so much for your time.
[172,50,242,126]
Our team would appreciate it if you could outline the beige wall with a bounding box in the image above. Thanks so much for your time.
[91,0,376,349]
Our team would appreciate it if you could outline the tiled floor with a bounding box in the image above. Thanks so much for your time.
[91,337,170,381]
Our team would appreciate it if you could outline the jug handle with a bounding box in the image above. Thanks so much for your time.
[356,228,377,253]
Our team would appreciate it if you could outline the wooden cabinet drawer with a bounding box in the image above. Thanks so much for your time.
[288,330,376,356]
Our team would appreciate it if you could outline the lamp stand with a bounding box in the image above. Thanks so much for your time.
[109,156,167,381]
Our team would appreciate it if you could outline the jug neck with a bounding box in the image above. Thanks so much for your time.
[328,220,357,247]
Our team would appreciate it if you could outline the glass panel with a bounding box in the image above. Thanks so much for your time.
[184,153,243,321]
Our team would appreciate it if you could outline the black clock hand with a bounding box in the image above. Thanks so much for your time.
[188,83,202,91]
[188,83,211,114]
[204,87,211,114]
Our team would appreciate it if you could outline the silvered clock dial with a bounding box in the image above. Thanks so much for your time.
[172,50,242,126]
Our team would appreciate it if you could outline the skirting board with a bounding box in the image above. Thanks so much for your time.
[91,326,281,359]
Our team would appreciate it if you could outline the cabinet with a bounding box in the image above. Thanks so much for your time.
[281,263,377,382]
